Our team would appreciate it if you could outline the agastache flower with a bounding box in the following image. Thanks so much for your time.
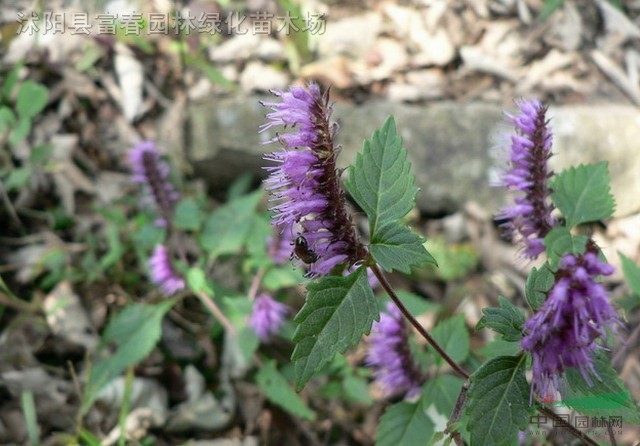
[149,244,185,296]
[130,141,179,227]
[521,250,619,397]
[494,99,556,259]
[366,302,426,398]
[261,84,365,276]
[249,294,289,342]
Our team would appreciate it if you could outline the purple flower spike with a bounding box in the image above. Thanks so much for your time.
[521,250,619,397]
[366,302,426,398]
[494,99,556,259]
[130,141,179,225]
[261,84,364,276]
[249,294,289,342]
[149,245,185,296]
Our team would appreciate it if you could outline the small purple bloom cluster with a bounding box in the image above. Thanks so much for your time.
[261,84,364,276]
[366,302,426,398]
[521,251,619,396]
[249,294,289,342]
[149,245,185,296]
[130,141,179,227]
[495,99,556,259]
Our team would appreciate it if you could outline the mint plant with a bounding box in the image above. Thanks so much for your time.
[260,86,638,446]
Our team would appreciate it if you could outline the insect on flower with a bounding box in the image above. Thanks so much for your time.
[292,235,319,264]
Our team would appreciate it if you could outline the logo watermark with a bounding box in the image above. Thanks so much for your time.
[15,11,326,36]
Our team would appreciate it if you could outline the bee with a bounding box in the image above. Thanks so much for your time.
[292,235,318,264]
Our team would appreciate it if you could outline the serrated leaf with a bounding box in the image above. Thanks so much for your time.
[422,374,465,416]
[562,353,640,424]
[200,191,261,256]
[377,400,435,446]
[256,360,316,421]
[82,301,173,413]
[370,222,436,273]
[551,162,615,228]
[525,263,555,310]
[17,81,48,119]
[173,197,203,231]
[620,253,640,296]
[543,227,587,264]
[345,116,416,235]
[291,267,378,390]
[476,296,525,342]
[465,355,531,446]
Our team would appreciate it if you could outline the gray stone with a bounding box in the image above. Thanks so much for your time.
[188,95,640,217]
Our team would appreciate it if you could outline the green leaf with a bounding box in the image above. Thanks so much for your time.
[0,106,16,134]
[244,214,272,267]
[538,0,565,20]
[525,263,555,310]
[543,226,587,264]
[377,400,435,446]
[476,296,525,342]
[343,373,373,404]
[186,267,214,295]
[550,162,615,228]
[9,117,31,144]
[465,355,531,446]
[4,166,32,191]
[173,197,203,231]
[345,116,417,235]
[422,374,465,416]
[431,315,470,365]
[222,296,259,360]
[30,143,55,164]
[370,222,437,273]
[562,353,640,424]
[82,301,174,413]
[620,253,640,296]
[256,360,316,421]
[423,237,479,282]
[393,290,440,316]
[16,81,48,119]
[291,267,378,390]
[476,339,521,359]
[199,191,261,257]
[262,266,304,291]
[21,391,39,446]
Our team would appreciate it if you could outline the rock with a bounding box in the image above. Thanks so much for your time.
[239,61,289,92]
[315,12,382,59]
[412,28,456,67]
[187,95,640,217]
[300,55,355,89]
[406,69,446,99]
[367,38,410,81]
[209,34,262,63]
[387,83,424,103]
